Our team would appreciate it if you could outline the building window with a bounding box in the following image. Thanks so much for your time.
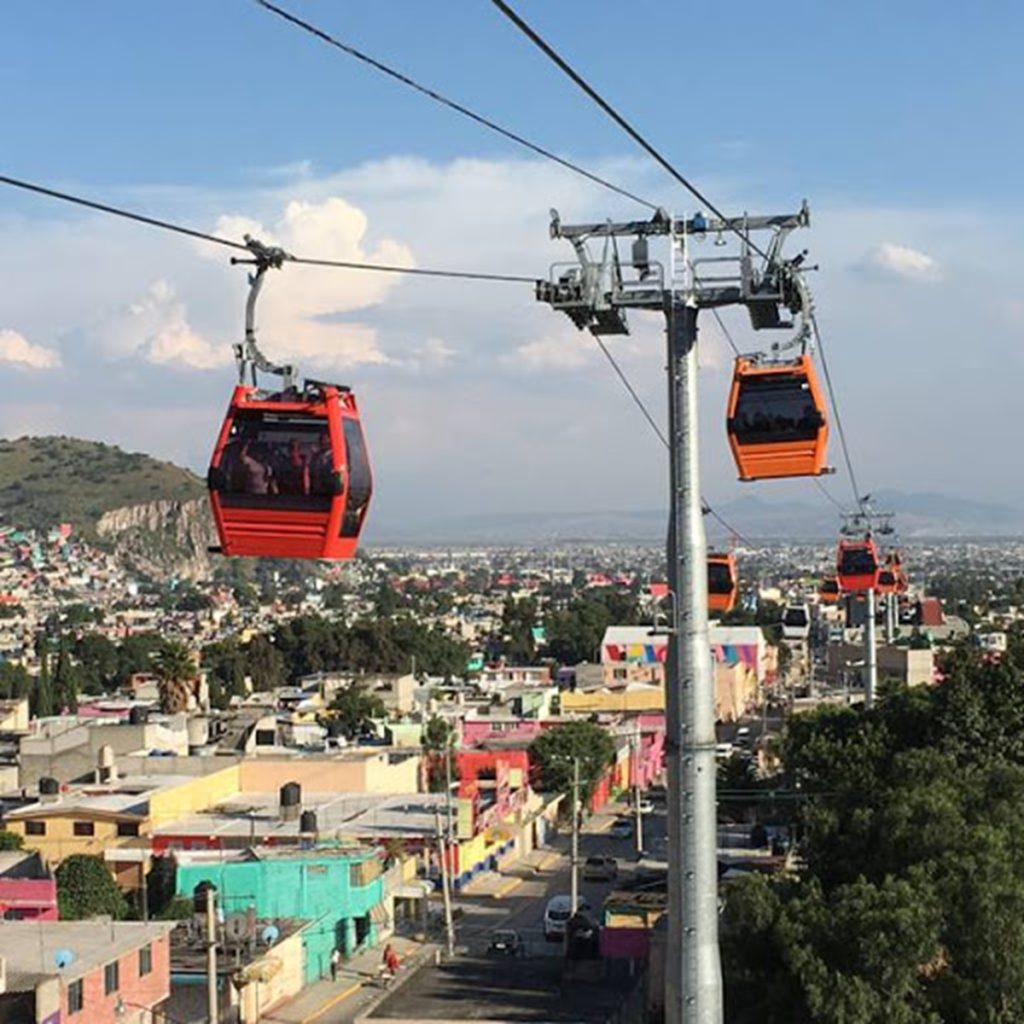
[139,944,152,976]
[117,822,140,838]
[25,821,45,836]
[68,979,84,1014]
[73,822,95,837]
[104,961,119,995]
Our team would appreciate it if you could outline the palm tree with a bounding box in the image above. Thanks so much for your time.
[152,640,197,714]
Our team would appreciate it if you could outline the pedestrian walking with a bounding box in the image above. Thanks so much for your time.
[330,947,341,982]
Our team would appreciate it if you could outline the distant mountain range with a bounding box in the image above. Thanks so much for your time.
[370,491,1024,544]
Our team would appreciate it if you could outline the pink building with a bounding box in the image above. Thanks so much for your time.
[0,920,172,1024]
[0,852,57,921]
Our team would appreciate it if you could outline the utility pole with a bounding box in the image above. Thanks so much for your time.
[864,588,878,708]
[537,204,811,1024]
[633,720,644,857]
[570,756,580,915]
[434,809,456,958]
[193,883,219,1024]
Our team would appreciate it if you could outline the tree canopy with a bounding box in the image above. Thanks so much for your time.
[723,631,1024,1021]
[56,855,129,920]
[529,721,616,806]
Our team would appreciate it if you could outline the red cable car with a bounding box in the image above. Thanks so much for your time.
[208,383,371,559]
[886,551,909,593]
[836,536,880,592]
[726,355,829,481]
[819,576,840,604]
[875,566,898,595]
[206,237,373,561]
[707,553,738,614]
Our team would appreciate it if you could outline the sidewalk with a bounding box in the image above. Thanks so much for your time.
[269,935,430,1024]
[459,870,523,898]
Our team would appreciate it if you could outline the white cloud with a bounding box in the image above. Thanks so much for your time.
[89,280,231,370]
[0,329,61,370]
[865,242,941,282]
[207,197,414,370]
[507,332,596,371]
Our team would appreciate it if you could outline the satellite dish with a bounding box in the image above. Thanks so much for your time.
[224,913,251,942]
[261,924,280,946]
[54,949,75,969]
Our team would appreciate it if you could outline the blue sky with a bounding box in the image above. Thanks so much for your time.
[2,1,1023,534]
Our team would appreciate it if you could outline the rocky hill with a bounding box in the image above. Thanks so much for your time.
[0,436,215,577]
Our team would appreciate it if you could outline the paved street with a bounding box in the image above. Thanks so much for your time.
[362,802,660,1022]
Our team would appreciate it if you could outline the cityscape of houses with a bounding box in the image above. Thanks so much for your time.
[0,521,1019,1021]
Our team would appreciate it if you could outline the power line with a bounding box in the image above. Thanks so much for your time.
[488,0,769,261]
[808,308,864,512]
[588,333,753,548]
[251,0,659,212]
[591,336,668,448]
[812,477,848,514]
[0,173,534,284]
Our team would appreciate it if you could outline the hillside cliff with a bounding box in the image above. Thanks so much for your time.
[0,436,214,578]
[95,497,216,579]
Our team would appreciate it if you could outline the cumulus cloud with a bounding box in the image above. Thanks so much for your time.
[208,197,414,370]
[89,280,231,370]
[506,332,597,371]
[0,329,61,370]
[864,242,942,282]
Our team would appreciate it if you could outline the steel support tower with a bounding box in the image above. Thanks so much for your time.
[536,204,811,1023]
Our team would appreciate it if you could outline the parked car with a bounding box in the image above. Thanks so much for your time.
[609,818,634,840]
[582,855,618,882]
[544,895,591,940]
[487,929,525,956]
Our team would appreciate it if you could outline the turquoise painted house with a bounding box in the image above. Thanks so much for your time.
[175,847,386,983]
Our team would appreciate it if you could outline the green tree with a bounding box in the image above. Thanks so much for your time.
[246,635,285,691]
[153,640,196,685]
[33,640,54,718]
[0,830,23,851]
[0,662,30,700]
[75,633,118,695]
[52,635,78,713]
[529,722,616,806]
[326,683,386,740]
[56,855,129,920]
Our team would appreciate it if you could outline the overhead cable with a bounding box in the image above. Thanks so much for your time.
[808,309,865,512]
[588,330,753,548]
[488,0,769,261]
[0,173,534,284]
[250,0,658,212]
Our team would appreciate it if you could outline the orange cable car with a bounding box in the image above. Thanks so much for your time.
[819,576,840,604]
[875,566,898,595]
[886,551,909,593]
[836,536,880,593]
[206,237,372,561]
[726,354,829,481]
[707,552,738,614]
[208,383,371,559]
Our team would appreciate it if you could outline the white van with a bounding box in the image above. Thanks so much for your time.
[543,894,590,940]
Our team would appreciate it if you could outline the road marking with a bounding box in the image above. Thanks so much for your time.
[301,982,362,1024]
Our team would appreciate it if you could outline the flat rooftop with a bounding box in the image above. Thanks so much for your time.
[0,920,172,990]
[154,791,448,842]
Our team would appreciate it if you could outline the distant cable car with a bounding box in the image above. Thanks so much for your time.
[726,355,829,481]
[836,536,880,592]
[707,553,738,614]
[819,576,840,604]
[886,551,909,593]
[781,603,811,641]
[875,566,898,595]
[207,237,372,560]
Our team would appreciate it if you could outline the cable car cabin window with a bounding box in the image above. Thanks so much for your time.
[839,547,878,576]
[731,374,823,444]
[340,418,372,538]
[707,561,734,594]
[216,413,338,511]
[783,608,809,628]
